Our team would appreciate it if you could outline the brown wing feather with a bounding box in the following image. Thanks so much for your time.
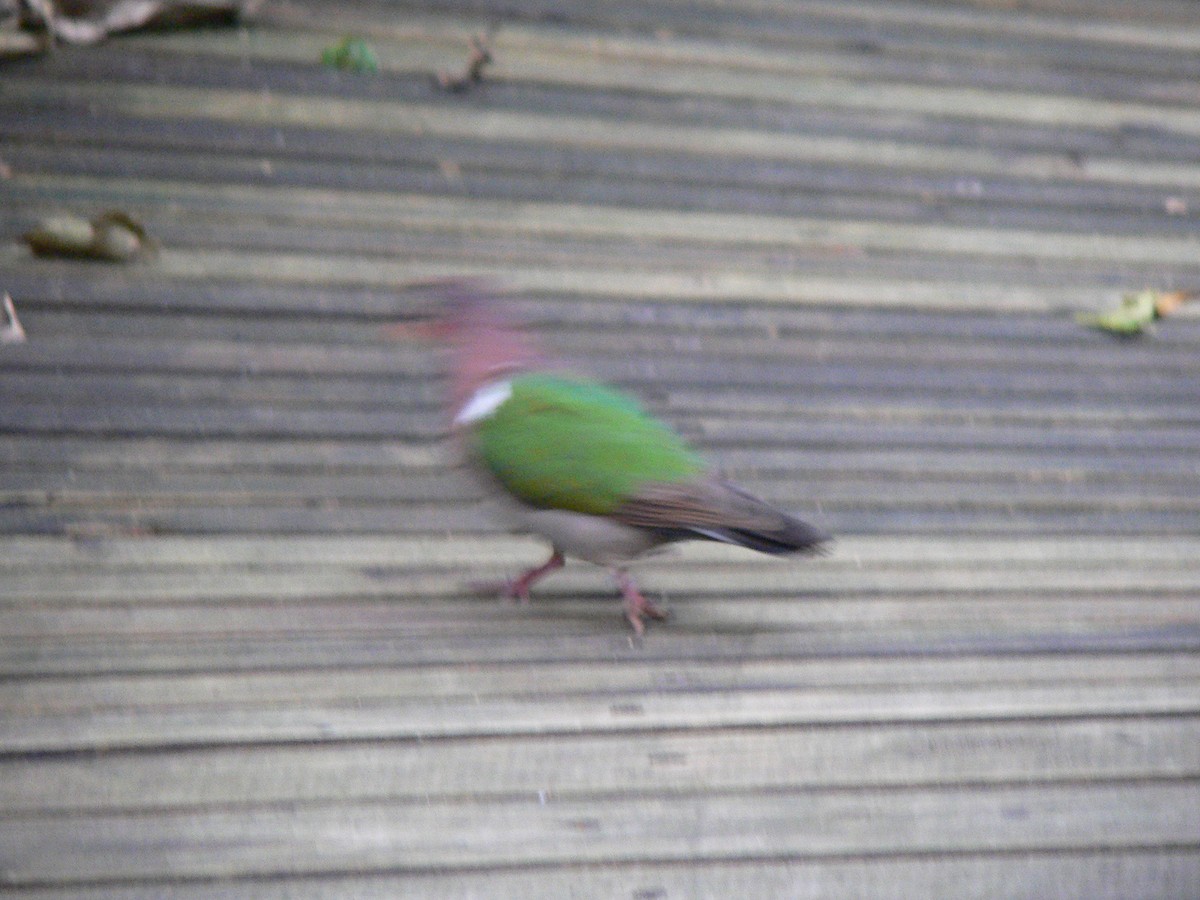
[615,480,830,555]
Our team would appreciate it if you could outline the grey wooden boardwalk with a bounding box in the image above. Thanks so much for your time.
[2,0,1200,895]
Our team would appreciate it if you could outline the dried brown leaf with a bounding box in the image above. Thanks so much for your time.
[1153,290,1192,318]
[436,31,494,93]
[23,210,156,261]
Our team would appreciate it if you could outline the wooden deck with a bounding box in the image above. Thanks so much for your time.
[2,0,1200,895]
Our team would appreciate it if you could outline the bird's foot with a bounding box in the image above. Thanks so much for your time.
[614,570,668,637]
[477,549,564,604]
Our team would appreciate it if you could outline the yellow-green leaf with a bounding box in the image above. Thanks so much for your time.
[1076,290,1158,336]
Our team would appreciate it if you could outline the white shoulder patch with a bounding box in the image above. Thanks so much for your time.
[453,380,513,425]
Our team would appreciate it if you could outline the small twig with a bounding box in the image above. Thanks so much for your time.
[436,32,494,93]
[2,293,27,343]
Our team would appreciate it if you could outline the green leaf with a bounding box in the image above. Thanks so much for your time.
[1076,290,1158,336]
[321,36,378,74]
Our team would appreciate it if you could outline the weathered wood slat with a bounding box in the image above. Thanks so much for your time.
[12,31,1200,140]
[10,112,1200,225]
[109,8,1200,97]
[5,351,1196,413]
[4,435,1199,484]
[10,271,1200,348]
[8,369,1200,427]
[2,716,1196,812]
[4,397,1198,459]
[9,307,1200,377]
[4,597,1197,661]
[6,223,1199,327]
[6,558,1200,603]
[5,505,1199,539]
[11,680,1198,754]
[7,852,1198,900]
[374,0,1200,68]
[42,73,1198,188]
[4,782,1199,884]
[7,475,1199,516]
[4,534,1197,569]
[5,329,1198,407]
[0,436,446,471]
[19,689,1172,754]
[5,243,1191,315]
[7,172,1200,270]
[14,142,1197,240]
[4,463,1187,517]
[7,654,1197,713]
[4,598,1199,674]
[8,626,1197,679]
[10,133,1200,241]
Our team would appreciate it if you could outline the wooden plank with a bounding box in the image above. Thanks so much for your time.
[9,271,1199,348]
[22,141,1199,240]
[10,681,1196,754]
[7,852,1198,900]
[7,172,1200,269]
[19,17,1200,136]
[4,594,1198,668]
[9,109,1200,239]
[3,435,1198,487]
[6,654,1197,714]
[4,534,1199,569]
[7,624,1196,678]
[6,504,1200,540]
[5,553,1200,604]
[4,320,1196,402]
[7,370,1199,431]
[0,436,447,470]
[10,75,1200,189]
[6,344,1195,413]
[769,0,1200,50]
[1,716,1196,812]
[6,476,1199,520]
[238,0,1200,68]
[1,248,1182,316]
[2,435,1198,489]
[3,401,1198,465]
[3,441,1197,489]
[2,532,1199,586]
[114,7,1200,89]
[9,124,1199,237]
[9,307,1200,377]
[3,782,1198,884]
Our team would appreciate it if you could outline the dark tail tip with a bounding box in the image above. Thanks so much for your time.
[759,518,834,556]
[698,518,832,557]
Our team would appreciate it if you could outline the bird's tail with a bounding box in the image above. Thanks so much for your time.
[690,517,831,556]
[616,480,832,556]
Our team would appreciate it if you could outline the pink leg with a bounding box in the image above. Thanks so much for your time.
[503,549,565,603]
[613,569,668,636]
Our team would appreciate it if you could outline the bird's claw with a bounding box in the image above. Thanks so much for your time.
[474,550,565,605]
[503,578,533,605]
[614,570,667,636]
[466,577,528,603]
[624,596,669,637]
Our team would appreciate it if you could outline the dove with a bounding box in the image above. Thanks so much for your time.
[440,282,830,635]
